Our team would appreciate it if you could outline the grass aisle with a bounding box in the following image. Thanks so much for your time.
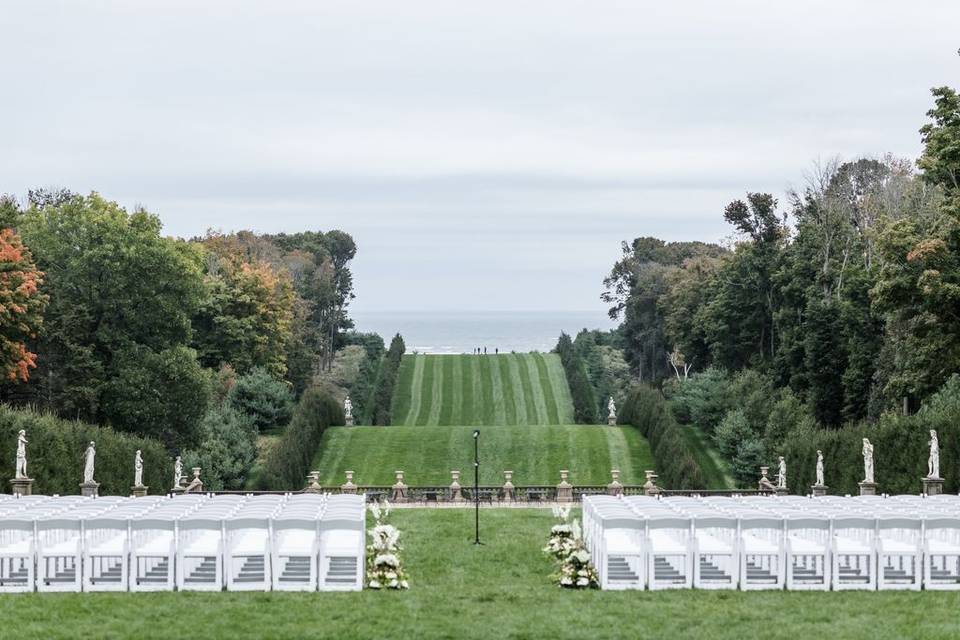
[425,356,444,426]
[508,354,531,425]
[533,353,561,424]
[11,509,960,640]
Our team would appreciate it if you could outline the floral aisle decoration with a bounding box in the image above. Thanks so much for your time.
[544,506,599,589]
[366,499,410,590]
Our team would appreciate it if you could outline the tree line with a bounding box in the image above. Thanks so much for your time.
[0,190,360,488]
[603,86,960,488]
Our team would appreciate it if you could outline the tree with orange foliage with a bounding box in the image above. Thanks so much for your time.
[0,228,48,382]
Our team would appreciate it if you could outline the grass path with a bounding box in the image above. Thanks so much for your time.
[313,424,654,485]
[14,509,960,640]
[393,354,574,426]
[681,424,737,489]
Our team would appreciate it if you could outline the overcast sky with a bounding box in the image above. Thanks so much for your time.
[1,1,958,314]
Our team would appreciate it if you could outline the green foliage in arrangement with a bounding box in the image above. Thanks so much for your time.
[391,353,573,427]
[0,404,168,495]
[368,333,404,425]
[554,333,598,424]
[311,424,653,486]
[182,405,257,491]
[255,386,343,489]
[226,366,294,434]
[619,385,706,489]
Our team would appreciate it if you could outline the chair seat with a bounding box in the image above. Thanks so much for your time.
[835,537,872,555]
[604,530,640,555]
[182,531,222,555]
[230,531,269,555]
[87,535,127,555]
[741,534,779,555]
[927,539,960,555]
[696,532,733,555]
[788,535,826,554]
[0,540,33,555]
[648,531,688,554]
[39,538,80,555]
[276,530,316,553]
[879,539,918,554]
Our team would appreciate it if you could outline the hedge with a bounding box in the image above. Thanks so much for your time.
[619,385,706,489]
[555,333,599,424]
[371,333,405,426]
[781,375,960,495]
[256,387,343,490]
[0,404,169,495]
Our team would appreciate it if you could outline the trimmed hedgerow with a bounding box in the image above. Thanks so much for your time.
[0,404,169,495]
[619,385,706,490]
[255,386,343,490]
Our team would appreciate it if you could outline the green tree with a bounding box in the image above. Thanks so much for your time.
[182,405,257,490]
[226,366,294,433]
[18,193,207,444]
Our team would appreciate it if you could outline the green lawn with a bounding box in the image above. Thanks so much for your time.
[311,424,653,486]
[680,424,737,490]
[392,354,574,426]
[6,509,959,640]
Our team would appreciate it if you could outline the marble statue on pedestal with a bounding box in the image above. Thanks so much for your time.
[607,397,617,425]
[928,429,940,479]
[83,441,96,483]
[173,456,184,489]
[344,395,354,425]
[15,430,27,479]
[134,449,143,487]
[862,438,874,484]
[777,456,787,489]
[815,450,824,487]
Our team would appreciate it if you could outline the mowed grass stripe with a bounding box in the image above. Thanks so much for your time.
[313,424,655,485]
[391,355,416,425]
[414,354,435,425]
[488,356,509,425]
[480,355,496,425]
[532,353,561,424]
[425,356,444,426]
[400,354,425,425]
[543,353,575,424]
[450,355,464,425]
[523,354,550,424]
[509,354,531,425]
[497,355,519,425]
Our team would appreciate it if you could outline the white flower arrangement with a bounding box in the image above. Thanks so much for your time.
[366,498,409,590]
[544,510,598,589]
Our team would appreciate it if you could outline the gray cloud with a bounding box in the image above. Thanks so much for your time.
[1,0,957,313]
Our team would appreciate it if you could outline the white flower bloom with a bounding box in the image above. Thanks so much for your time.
[400,580,409,589]
[560,577,573,586]
[374,553,399,568]
[573,550,591,564]
[368,580,381,589]
[577,577,589,586]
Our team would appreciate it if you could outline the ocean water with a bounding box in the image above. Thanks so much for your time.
[350,310,616,354]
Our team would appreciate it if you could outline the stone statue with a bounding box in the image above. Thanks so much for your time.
[15,430,27,479]
[607,397,617,425]
[815,450,824,487]
[862,438,874,484]
[928,429,940,479]
[83,441,96,484]
[134,449,143,487]
[344,395,353,420]
[777,456,787,489]
[173,456,184,489]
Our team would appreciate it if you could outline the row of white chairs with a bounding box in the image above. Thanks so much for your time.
[0,493,366,592]
[582,494,960,592]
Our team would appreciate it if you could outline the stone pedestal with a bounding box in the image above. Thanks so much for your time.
[184,467,204,494]
[131,484,148,497]
[556,470,573,503]
[345,415,355,427]
[643,470,661,497]
[757,467,776,493]
[449,470,463,502]
[607,414,617,426]
[10,477,33,497]
[607,469,623,496]
[923,476,944,496]
[341,470,357,494]
[304,471,323,494]
[391,470,408,502]
[502,471,514,502]
[858,481,878,496]
[775,486,789,496]
[810,484,828,497]
[80,481,100,498]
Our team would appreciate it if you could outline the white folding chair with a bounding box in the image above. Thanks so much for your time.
[876,514,922,590]
[784,516,831,591]
[830,514,876,590]
[739,514,785,590]
[924,516,960,590]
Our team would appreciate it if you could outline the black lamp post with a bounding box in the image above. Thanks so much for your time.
[473,429,481,545]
